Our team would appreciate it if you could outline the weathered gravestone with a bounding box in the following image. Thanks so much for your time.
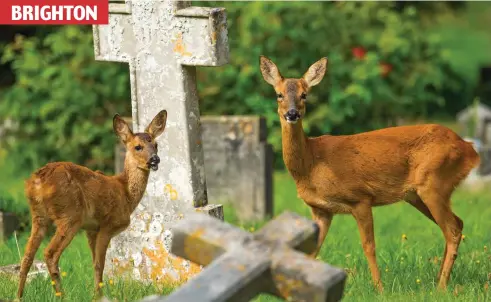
[115,116,274,222]
[142,212,347,302]
[201,116,274,222]
[479,117,491,176]
[0,260,48,282]
[0,212,19,242]
[93,0,228,283]
[457,103,491,177]
[457,103,491,145]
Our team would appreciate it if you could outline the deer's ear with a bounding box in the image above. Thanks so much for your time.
[260,55,283,86]
[302,57,328,87]
[113,114,134,144]
[145,110,167,139]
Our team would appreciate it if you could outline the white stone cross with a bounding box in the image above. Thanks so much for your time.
[92,0,228,284]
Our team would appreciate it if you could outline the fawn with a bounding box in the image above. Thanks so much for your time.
[17,110,167,299]
[259,56,480,292]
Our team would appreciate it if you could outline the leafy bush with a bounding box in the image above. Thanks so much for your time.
[0,148,30,230]
[195,2,474,166]
[0,26,130,175]
[0,2,489,175]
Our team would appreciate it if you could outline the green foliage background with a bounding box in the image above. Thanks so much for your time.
[0,2,490,216]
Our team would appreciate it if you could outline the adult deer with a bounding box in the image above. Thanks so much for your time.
[17,110,167,299]
[259,56,480,292]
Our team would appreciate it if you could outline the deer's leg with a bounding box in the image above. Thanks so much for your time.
[405,195,448,282]
[405,194,437,224]
[418,190,463,290]
[309,207,333,258]
[17,216,48,299]
[44,221,81,294]
[93,230,112,297]
[86,230,98,264]
[352,205,383,293]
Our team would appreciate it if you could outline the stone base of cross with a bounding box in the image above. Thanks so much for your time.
[146,211,347,302]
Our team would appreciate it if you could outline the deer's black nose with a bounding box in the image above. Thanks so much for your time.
[284,109,301,122]
[149,154,160,164]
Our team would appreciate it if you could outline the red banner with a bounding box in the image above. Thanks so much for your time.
[0,0,109,25]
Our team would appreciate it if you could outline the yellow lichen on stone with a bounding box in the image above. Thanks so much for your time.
[273,272,307,300]
[183,229,218,265]
[173,33,192,57]
[164,184,178,201]
[110,257,132,276]
[142,240,202,286]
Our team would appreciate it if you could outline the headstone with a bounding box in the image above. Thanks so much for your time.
[93,0,228,284]
[456,103,491,143]
[201,116,274,222]
[479,117,491,176]
[115,116,274,222]
[462,137,483,182]
[143,211,347,302]
[0,212,19,242]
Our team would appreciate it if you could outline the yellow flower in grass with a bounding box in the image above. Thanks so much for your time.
[51,280,56,285]
[476,260,481,264]
[249,226,255,232]
[401,234,408,240]
[385,268,389,272]
[416,279,421,284]
[61,272,67,277]
[99,282,104,288]
[461,234,466,241]
[109,279,114,285]
[55,292,62,297]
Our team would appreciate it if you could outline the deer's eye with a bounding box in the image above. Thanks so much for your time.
[300,93,307,100]
[135,145,143,151]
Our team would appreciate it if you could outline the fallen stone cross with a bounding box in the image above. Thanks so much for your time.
[92,0,228,283]
[142,211,347,302]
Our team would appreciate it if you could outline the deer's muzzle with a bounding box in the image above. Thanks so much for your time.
[284,109,301,124]
[148,154,160,171]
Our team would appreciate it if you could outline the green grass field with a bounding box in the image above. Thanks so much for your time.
[0,172,490,302]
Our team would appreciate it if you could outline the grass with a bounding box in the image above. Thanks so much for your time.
[1,171,490,301]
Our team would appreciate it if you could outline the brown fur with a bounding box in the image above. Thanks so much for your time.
[260,56,480,292]
[17,110,167,299]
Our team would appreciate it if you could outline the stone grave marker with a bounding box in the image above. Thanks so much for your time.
[201,116,274,222]
[93,0,228,284]
[480,117,491,176]
[456,103,491,144]
[457,103,491,177]
[143,211,347,302]
[0,212,19,242]
[115,115,274,222]
[0,260,48,282]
